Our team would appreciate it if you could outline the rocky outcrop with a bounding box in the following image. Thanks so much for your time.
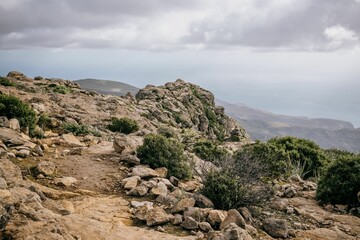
[136,79,249,141]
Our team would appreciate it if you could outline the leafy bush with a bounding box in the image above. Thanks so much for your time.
[0,94,36,132]
[193,139,229,165]
[201,156,273,210]
[157,126,177,138]
[137,134,192,179]
[108,117,139,134]
[37,114,52,130]
[268,136,326,179]
[316,156,360,207]
[0,77,16,87]
[63,123,92,136]
[234,141,291,178]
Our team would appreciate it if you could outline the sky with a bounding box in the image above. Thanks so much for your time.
[0,0,360,126]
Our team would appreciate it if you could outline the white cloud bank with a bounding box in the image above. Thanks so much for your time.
[0,0,359,51]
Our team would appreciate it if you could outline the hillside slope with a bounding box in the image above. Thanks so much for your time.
[217,100,360,152]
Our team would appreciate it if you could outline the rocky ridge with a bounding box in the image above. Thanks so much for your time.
[0,71,359,240]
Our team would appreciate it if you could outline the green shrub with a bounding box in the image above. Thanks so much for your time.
[201,160,273,210]
[0,94,36,132]
[268,136,326,179]
[37,114,52,130]
[0,77,16,87]
[137,134,192,179]
[234,141,291,178]
[52,85,71,94]
[63,123,92,136]
[108,117,139,134]
[193,139,229,165]
[157,126,177,139]
[316,156,360,207]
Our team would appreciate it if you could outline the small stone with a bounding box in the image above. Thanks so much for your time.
[130,201,153,208]
[150,182,168,196]
[155,226,165,232]
[8,118,20,132]
[59,200,75,215]
[172,214,183,225]
[169,176,179,186]
[16,149,30,158]
[184,207,210,222]
[199,222,212,232]
[208,210,227,228]
[171,197,196,214]
[119,154,140,165]
[0,177,7,189]
[131,165,159,178]
[180,216,198,230]
[194,193,214,208]
[263,218,288,238]
[284,187,297,198]
[154,167,168,178]
[121,176,140,190]
[178,180,201,192]
[222,223,252,240]
[36,161,56,176]
[54,177,78,187]
[220,209,245,230]
[145,207,170,226]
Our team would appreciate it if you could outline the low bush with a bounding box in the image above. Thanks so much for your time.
[193,139,229,165]
[234,141,291,178]
[0,94,36,132]
[157,126,177,139]
[201,156,273,210]
[137,134,192,179]
[37,114,52,130]
[268,136,326,179]
[0,77,16,87]
[316,156,360,207]
[108,117,139,134]
[52,85,71,94]
[63,123,92,136]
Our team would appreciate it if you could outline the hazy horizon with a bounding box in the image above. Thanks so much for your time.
[1,0,359,127]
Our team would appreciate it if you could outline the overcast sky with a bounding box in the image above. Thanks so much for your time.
[0,0,359,126]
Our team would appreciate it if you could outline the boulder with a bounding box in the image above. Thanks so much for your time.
[59,134,85,147]
[36,161,56,176]
[180,216,198,230]
[171,197,196,213]
[130,201,153,208]
[122,176,140,190]
[150,182,168,196]
[0,127,28,146]
[172,214,183,225]
[199,222,213,232]
[220,209,246,230]
[113,135,143,154]
[119,154,140,165]
[222,223,253,240]
[131,165,159,178]
[31,103,46,113]
[8,118,20,132]
[208,210,227,228]
[0,177,7,189]
[58,200,75,215]
[0,158,23,184]
[154,167,168,178]
[156,194,177,207]
[178,180,201,192]
[145,207,170,226]
[15,149,30,158]
[127,185,148,196]
[239,207,253,223]
[284,187,297,198]
[54,177,78,187]
[184,207,210,222]
[263,218,288,238]
[194,193,214,208]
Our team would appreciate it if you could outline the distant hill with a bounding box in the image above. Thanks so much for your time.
[217,100,360,152]
[74,78,140,96]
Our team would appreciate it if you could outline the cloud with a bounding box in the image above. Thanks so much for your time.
[0,0,359,51]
